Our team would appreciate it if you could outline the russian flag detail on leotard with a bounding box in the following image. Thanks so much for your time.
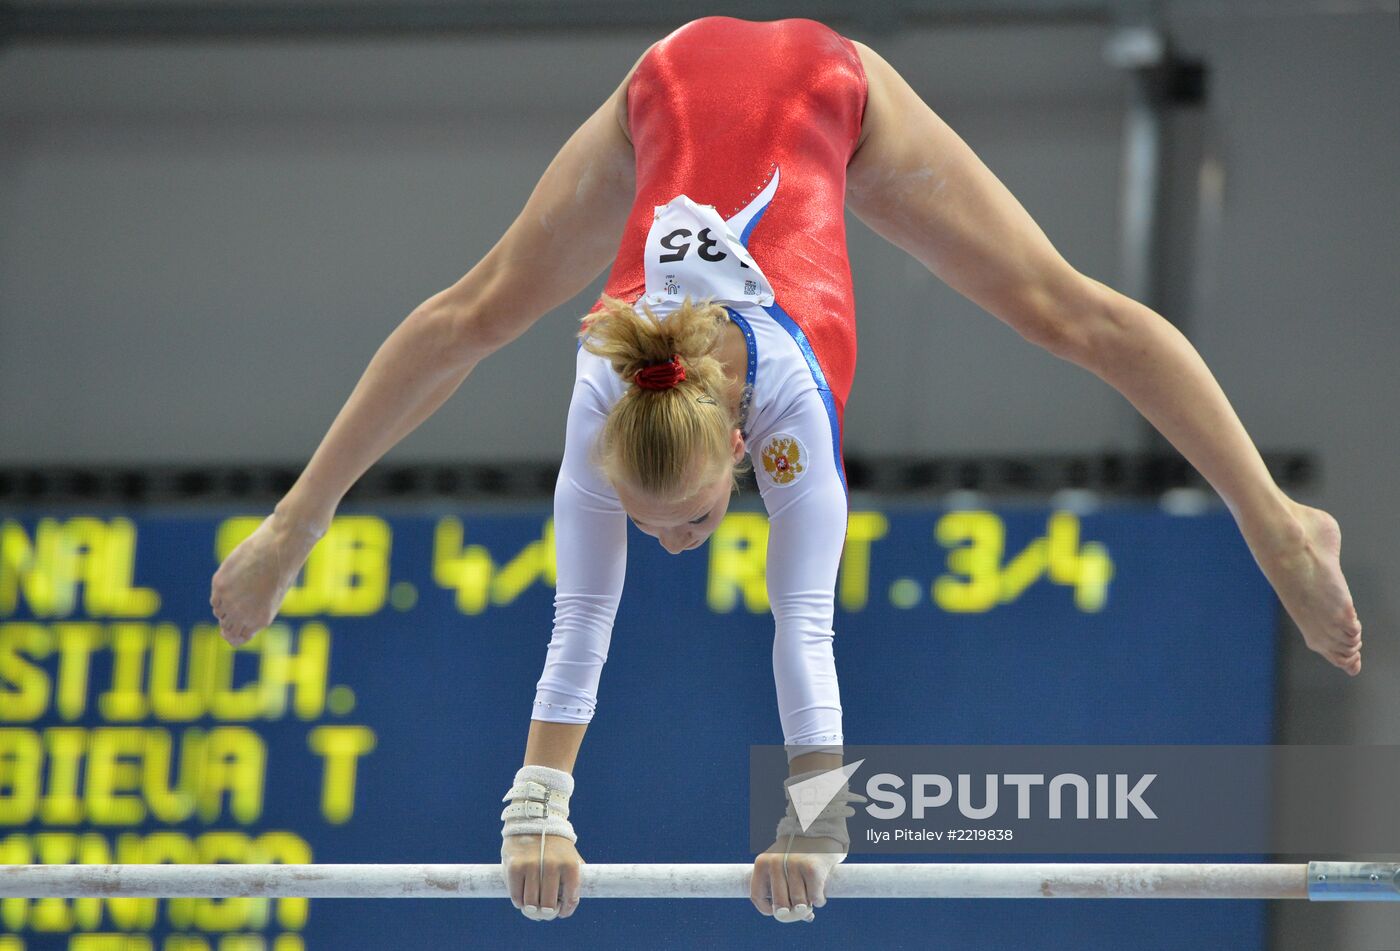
[726,168,846,492]
[731,165,780,247]
[761,301,846,494]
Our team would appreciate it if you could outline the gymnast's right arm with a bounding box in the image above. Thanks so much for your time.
[208,72,638,648]
[498,352,627,921]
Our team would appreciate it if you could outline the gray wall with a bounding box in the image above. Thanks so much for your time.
[1,9,1395,947]
[1156,9,1399,947]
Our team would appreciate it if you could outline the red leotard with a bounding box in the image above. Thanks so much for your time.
[596,15,868,427]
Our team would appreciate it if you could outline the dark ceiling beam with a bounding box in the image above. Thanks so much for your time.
[0,1,1116,44]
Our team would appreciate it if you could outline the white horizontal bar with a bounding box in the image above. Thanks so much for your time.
[0,863,1323,900]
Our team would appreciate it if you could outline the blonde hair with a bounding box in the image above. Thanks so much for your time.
[579,293,744,499]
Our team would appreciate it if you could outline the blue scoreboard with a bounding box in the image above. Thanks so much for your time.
[0,502,1277,950]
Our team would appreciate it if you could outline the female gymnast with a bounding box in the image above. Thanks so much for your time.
[210,16,1364,925]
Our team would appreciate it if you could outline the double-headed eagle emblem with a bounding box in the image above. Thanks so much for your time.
[761,435,805,486]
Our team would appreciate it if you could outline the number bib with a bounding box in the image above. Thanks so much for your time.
[640,195,775,310]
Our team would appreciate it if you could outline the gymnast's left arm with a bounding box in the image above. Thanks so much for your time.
[842,39,1363,675]
[744,404,865,923]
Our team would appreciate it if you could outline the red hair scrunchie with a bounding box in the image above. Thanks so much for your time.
[634,354,687,391]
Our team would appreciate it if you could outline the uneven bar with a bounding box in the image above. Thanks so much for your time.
[0,863,1395,901]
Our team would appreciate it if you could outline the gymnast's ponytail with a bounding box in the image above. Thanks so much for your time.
[579,294,742,499]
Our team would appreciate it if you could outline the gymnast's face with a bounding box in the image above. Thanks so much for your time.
[615,431,745,555]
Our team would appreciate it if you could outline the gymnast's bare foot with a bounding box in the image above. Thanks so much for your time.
[1246,498,1363,675]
